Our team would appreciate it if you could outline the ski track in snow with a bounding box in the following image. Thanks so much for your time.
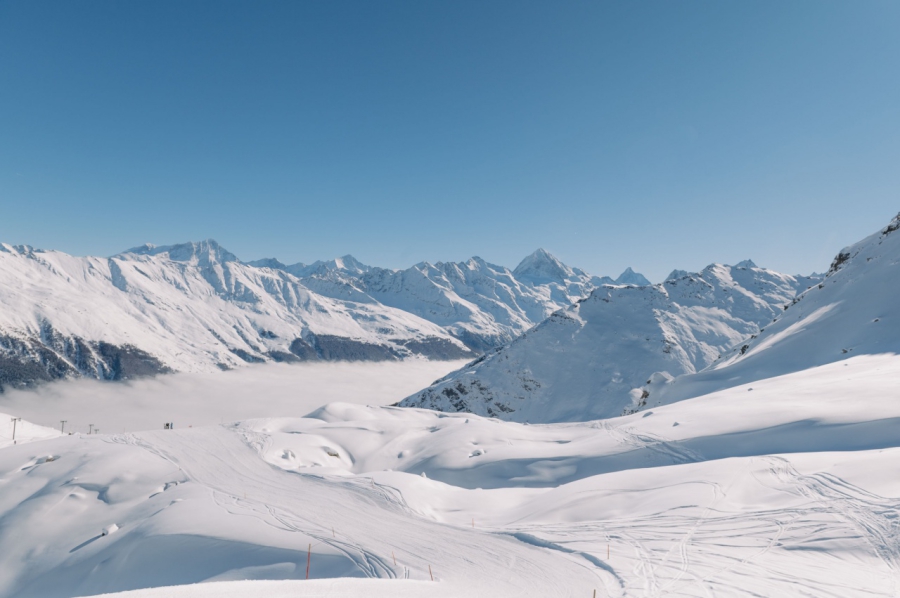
[106,427,606,597]
[509,456,900,598]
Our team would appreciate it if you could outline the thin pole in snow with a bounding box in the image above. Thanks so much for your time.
[607,544,609,559]
[429,564,434,581]
[392,551,397,566]
[60,420,67,433]
[88,423,94,435]
[472,518,474,528]
[593,590,597,598]
[306,543,311,579]
[332,526,335,538]
[10,418,20,445]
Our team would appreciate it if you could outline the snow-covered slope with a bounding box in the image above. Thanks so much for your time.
[4,354,900,597]
[401,261,820,422]
[0,412,60,448]
[649,212,900,406]
[0,241,472,390]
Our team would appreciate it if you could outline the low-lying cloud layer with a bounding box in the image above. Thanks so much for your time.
[0,360,465,435]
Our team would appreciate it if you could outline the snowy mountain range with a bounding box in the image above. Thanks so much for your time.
[401,259,822,422]
[0,240,646,390]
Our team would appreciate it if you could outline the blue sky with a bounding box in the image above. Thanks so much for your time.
[1,1,898,281]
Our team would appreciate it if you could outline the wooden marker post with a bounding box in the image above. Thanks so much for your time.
[306,543,311,579]
[429,564,434,581]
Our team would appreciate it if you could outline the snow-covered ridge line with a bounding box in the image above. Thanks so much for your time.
[0,240,647,390]
[648,211,900,405]
[0,240,473,390]
[401,258,822,422]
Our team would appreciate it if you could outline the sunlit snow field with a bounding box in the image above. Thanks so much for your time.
[3,355,900,597]
[0,360,467,437]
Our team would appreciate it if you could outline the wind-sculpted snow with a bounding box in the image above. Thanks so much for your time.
[0,241,473,389]
[402,261,820,422]
[4,355,900,597]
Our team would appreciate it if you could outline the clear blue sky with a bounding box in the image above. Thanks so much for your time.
[1,1,898,281]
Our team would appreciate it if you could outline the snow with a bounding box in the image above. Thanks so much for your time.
[651,212,900,406]
[0,241,471,381]
[0,241,642,386]
[0,412,61,448]
[3,354,900,597]
[614,267,651,286]
[3,218,900,598]
[90,579,459,598]
[402,261,820,422]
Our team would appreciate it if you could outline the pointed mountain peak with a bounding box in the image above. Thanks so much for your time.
[332,255,369,274]
[666,269,690,281]
[615,267,651,286]
[735,259,758,269]
[514,248,572,283]
[119,239,239,265]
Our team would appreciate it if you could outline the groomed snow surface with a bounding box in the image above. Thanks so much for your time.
[3,355,900,597]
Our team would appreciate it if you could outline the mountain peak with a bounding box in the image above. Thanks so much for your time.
[332,255,369,273]
[735,259,758,269]
[615,267,651,286]
[666,269,690,281]
[246,257,287,270]
[119,239,239,265]
[513,248,572,283]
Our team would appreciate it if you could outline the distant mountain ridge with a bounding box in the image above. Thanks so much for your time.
[401,259,822,422]
[246,247,649,352]
[0,241,645,390]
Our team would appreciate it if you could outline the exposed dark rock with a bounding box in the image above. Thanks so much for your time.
[267,350,301,363]
[397,338,474,360]
[96,342,172,380]
[0,331,171,390]
[311,334,399,362]
[229,348,266,364]
[288,338,320,361]
[450,329,506,354]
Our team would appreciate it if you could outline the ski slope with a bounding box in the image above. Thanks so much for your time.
[3,354,900,597]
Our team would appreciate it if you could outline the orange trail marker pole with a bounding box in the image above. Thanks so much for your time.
[392,551,397,566]
[429,564,434,581]
[306,543,311,579]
